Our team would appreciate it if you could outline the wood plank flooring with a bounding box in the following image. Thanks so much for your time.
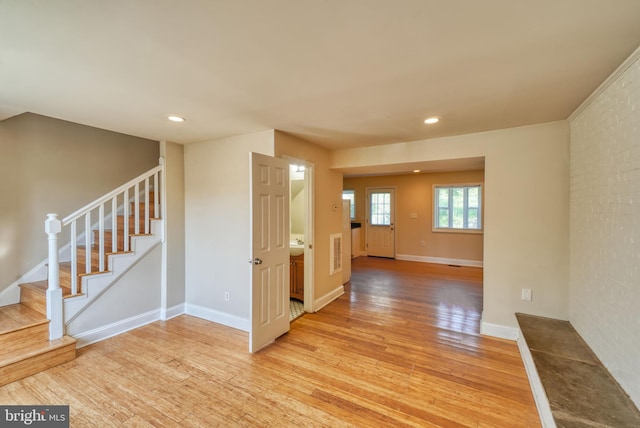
[0,257,540,427]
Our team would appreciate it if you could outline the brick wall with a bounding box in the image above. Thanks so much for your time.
[570,51,640,407]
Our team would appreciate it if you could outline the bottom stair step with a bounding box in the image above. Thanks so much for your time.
[0,335,76,387]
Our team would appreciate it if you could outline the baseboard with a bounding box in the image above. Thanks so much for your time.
[72,309,161,348]
[185,303,249,332]
[161,303,185,321]
[313,285,345,312]
[480,320,519,341]
[517,331,557,428]
[395,254,483,268]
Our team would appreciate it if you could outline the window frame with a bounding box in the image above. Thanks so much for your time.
[342,189,355,220]
[433,183,483,234]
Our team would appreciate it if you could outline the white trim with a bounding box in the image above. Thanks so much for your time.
[432,183,483,231]
[161,303,185,321]
[304,163,315,314]
[569,45,640,121]
[517,331,557,428]
[185,303,249,332]
[313,285,345,312]
[396,254,483,268]
[72,308,161,348]
[480,320,519,341]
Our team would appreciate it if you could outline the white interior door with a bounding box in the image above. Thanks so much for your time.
[366,188,395,258]
[250,152,290,353]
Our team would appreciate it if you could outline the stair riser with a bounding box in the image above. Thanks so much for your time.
[92,231,127,252]
[0,340,76,387]
[19,287,46,316]
[0,322,49,354]
[116,216,150,233]
[130,203,156,217]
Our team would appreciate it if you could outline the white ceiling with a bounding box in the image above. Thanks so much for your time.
[2,1,640,150]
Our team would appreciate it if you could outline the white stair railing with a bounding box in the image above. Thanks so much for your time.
[45,159,164,340]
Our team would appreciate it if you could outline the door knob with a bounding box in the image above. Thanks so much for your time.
[253,258,263,265]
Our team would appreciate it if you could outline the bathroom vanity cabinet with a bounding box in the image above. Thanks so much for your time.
[290,254,304,301]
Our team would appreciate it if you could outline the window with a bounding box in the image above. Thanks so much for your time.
[434,184,482,231]
[370,191,391,225]
[342,190,355,220]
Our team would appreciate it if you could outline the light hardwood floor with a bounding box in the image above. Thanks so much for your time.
[0,258,540,427]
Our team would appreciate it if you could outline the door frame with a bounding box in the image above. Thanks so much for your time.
[365,186,397,258]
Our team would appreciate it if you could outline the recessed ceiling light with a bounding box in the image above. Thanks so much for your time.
[424,117,439,124]
[413,170,421,173]
[168,115,185,122]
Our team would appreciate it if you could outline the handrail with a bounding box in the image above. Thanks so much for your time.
[62,164,163,226]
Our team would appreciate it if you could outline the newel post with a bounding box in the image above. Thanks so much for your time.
[45,213,64,340]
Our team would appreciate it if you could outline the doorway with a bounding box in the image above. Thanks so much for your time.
[289,161,314,318]
[366,187,395,258]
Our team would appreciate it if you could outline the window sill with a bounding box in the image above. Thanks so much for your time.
[432,228,484,235]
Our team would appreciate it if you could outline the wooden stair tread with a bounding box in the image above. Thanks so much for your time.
[0,335,77,386]
[0,336,76,366]
[21,280,72,296]
[0,304,48,334]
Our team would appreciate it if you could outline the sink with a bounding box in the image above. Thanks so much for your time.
[290,242,304,256]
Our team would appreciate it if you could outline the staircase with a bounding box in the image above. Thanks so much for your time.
[0,164,163,386]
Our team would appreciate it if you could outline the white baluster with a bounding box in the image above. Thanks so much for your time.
[70,220,77,295]
[84,212,91,274]
[99,204,105,272]
[111,196,117,253]
[159,167,166,243]
[144,177,150,234]
[153,171,159,220]
[45,214,63,340]
[124,188,129,252]
[134,184,140,235]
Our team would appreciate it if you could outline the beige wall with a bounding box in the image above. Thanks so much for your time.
[344,170,484,263]
[184,130,274,327]
[274,131,344,305]
[0,113,159,293]
[184,129,343,326]
[332,121,570,334]
[160,141,186,310]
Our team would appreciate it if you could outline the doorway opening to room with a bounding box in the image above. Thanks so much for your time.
[289,162,314,322]
[342,161,485,332]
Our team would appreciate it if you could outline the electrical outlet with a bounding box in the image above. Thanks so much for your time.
[420,240,426,247]
[521,288,532,301]
[224,291,230,302]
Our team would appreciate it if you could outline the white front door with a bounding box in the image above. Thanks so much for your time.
[366,188,395,258]
[250,152,290,353]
